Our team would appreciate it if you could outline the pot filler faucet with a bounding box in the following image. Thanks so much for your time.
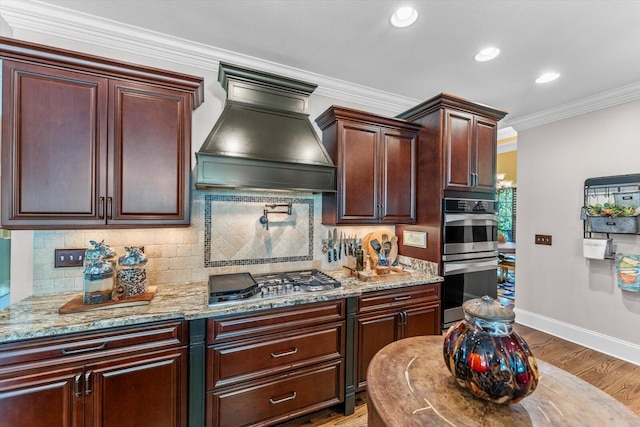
[259,203,292,230]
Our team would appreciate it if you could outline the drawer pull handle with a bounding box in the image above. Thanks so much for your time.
[61,342,107,355]
[270,347,298,358]
[393,295,412,301]
[269,391,297,405]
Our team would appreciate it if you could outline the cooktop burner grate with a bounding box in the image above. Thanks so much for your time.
[208,269,341,305]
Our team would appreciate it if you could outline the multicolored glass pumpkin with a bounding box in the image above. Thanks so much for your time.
[443,296,539,404]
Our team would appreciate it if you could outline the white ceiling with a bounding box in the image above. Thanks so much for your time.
[4,0,640,128]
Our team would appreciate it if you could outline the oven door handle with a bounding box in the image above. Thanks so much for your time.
[444,214,497,225]
[443,259,498,275]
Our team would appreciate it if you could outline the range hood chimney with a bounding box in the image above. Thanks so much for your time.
[196,63,336,192]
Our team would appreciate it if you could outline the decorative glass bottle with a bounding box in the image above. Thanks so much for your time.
[82,240,116,304]
[443,296,539,404]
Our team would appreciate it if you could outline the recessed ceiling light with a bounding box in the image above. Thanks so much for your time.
[391,7,418,28]
[474,47,500,62]
[535,72,560,83]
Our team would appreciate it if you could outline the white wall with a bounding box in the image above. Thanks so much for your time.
[515,99,640,365]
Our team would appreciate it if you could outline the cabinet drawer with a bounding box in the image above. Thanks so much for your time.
[357,283,440,314]
[207,360,343,427]
[0,319,187,367]
[207,300,344,343]
[208,323,344,389]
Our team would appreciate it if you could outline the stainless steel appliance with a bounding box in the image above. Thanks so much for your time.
[208,269,341,306]
[441,198,498,329]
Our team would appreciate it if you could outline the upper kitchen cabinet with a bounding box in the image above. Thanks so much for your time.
[0,37,204,229]
[316,106,420,225]
[397,93,507,194]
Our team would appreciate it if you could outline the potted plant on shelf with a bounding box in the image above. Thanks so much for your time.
[586,202,640,234]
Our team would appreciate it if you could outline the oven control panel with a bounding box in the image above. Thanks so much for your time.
[444,198,496,214]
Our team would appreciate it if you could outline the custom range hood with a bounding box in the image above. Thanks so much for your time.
[196,63,336,192]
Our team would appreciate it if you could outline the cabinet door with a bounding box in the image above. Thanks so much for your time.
[85,348,187,427]
[336,120,379,223]
[443,109,474,191]
[1,60,108,228]
[0,365,83,427]
[403,302,441,337]
[355,310,399,391]
[473,117,498,192]
[108,80,191,226]
[379,128,416,223]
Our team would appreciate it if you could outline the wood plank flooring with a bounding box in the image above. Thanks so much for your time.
[277,324,640,426]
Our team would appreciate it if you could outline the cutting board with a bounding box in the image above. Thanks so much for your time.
[362,230,398,267]
[348,267,411,282]
[58,286,157,314]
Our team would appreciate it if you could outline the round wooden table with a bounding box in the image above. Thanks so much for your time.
[366,335,640,426]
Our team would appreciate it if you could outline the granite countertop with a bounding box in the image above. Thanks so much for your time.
[0,268,442,343]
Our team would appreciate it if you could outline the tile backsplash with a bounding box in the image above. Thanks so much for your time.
[32,189,328,295]
[205,194,314,267]
[31,187,415,296]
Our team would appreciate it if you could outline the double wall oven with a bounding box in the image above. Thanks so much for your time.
[441,198,498,329]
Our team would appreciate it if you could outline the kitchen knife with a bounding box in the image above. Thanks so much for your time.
[333,229,337,261]
[328,230,333,263]
[338,232,342,260]
[345,234,349,258]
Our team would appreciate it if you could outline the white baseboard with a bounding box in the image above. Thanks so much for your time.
[514,307,640,367]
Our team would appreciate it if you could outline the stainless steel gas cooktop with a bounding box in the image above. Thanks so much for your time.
[208,269,341,306]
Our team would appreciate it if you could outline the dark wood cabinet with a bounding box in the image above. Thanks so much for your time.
[315,106,420,225]
[354,283,440,392]
[443,108,500,192]
[0,364,82,427]
[206,300,346,427]
[0,37,203,229]
[0,319,189,427]
[395,94,507,264]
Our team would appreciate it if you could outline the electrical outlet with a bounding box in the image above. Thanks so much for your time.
[535,234,552,246]
[54,249,86,268]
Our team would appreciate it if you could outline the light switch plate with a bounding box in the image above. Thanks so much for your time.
[535,234,552,246]
[54,249,85,268]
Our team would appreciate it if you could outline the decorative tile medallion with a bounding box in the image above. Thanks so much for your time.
[204,194,314,267]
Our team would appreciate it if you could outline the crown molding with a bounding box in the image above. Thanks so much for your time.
[502,81,640,131]
[497,140,517,154]
[0,0,420,116]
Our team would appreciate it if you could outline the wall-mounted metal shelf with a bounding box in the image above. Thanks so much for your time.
[582,173,640,260]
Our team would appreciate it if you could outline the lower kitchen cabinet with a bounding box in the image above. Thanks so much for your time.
[354,283,440,392]
[0,319,188,427]
[208,360,342,427]
[205,300,346,427]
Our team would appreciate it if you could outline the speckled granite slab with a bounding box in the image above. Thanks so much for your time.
[0,267,442,343]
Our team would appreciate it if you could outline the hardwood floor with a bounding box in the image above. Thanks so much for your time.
[277,324,640,426]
